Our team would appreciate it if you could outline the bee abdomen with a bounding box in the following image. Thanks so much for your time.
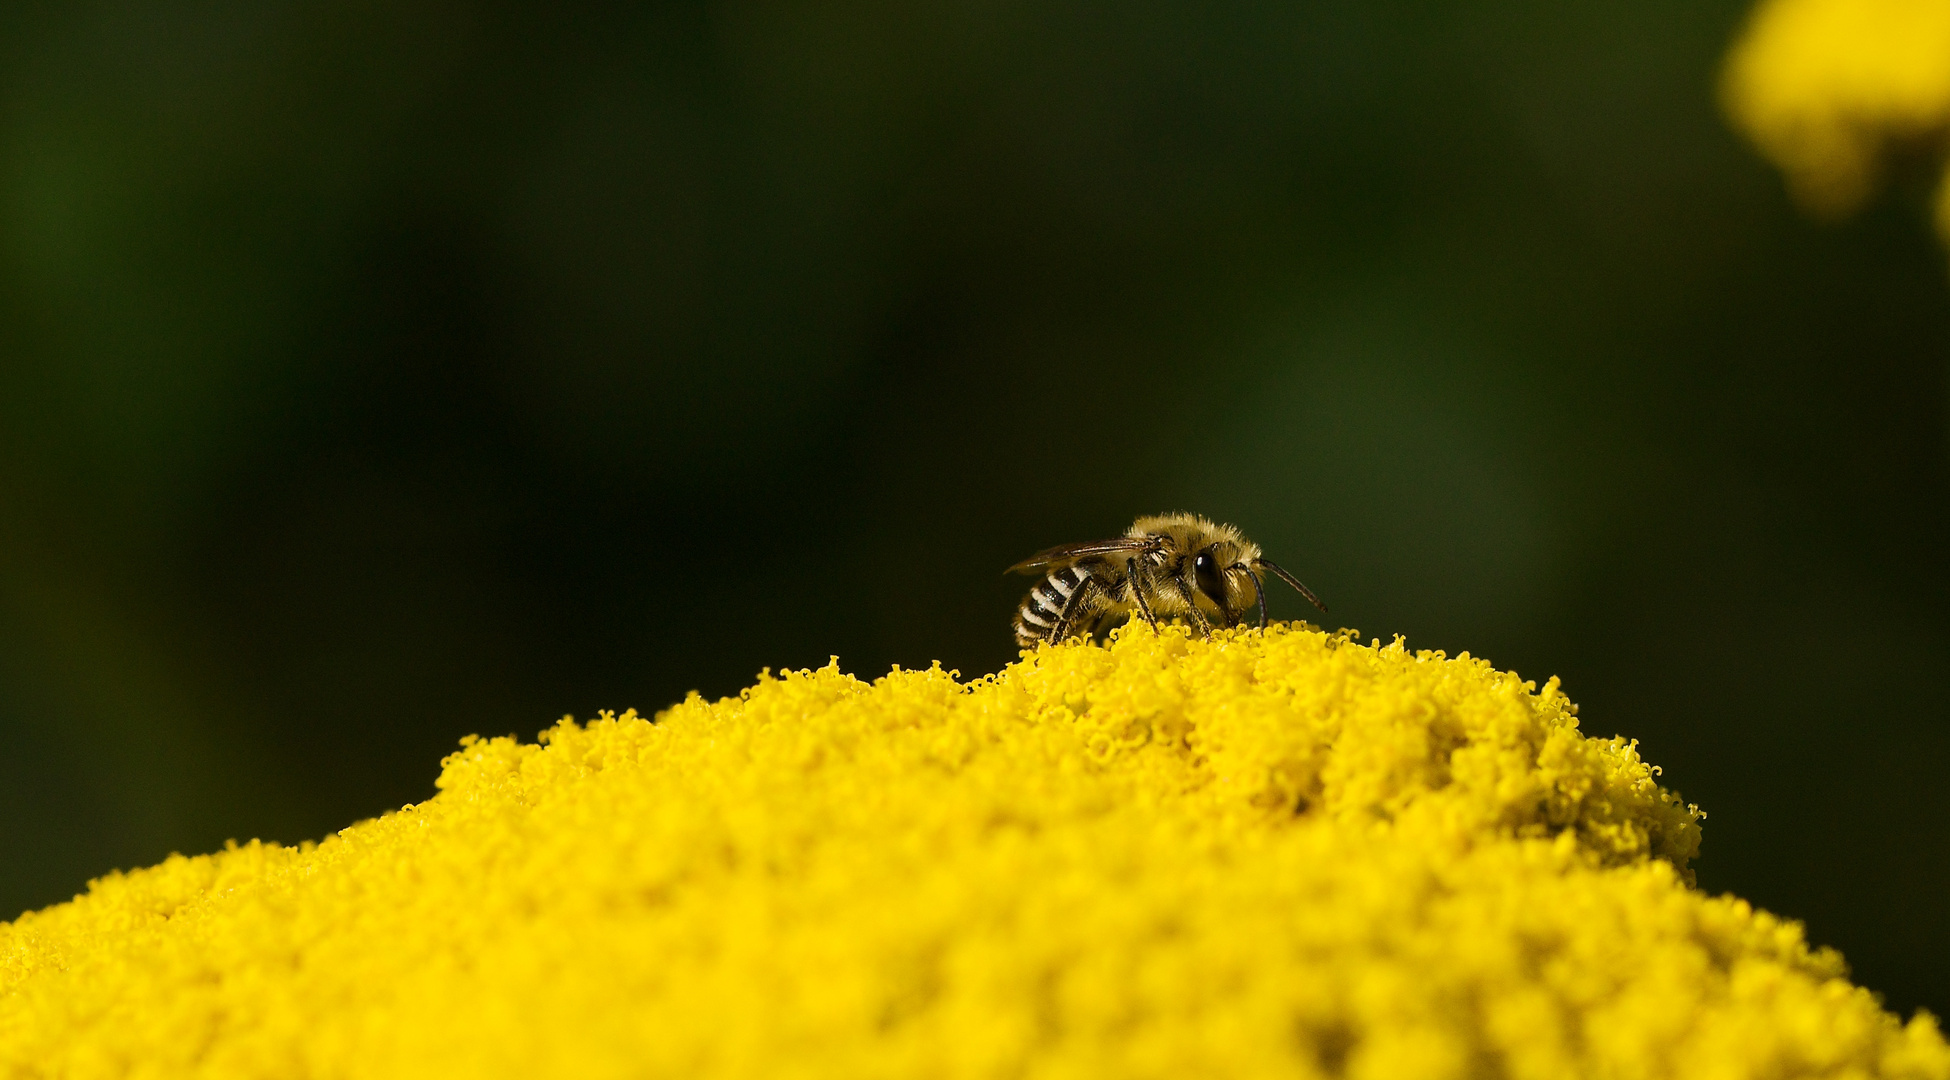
[1013,566,1092,647]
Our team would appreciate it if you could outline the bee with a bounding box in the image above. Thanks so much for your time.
[1008,512,1327,648]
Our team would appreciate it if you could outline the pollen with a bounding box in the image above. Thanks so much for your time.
[2,624,1944,1078]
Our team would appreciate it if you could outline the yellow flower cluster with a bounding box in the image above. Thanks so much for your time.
[1723,0,1950,237]
[2,624,1944,1078]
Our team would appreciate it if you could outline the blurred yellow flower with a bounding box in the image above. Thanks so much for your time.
[1724,0,1950,237]
[2,623,1945,1078]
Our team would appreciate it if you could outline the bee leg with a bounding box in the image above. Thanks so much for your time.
[1051,581,1102,644]
[1213,582,1241,628]
[1124,558,1160,633]
[1175,580,1214,637]
[1234,563,1269,629]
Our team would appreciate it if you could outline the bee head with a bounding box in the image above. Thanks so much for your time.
[1193,548,1229,607]
[1130,515,1271,624]
[1192,536,1258,608]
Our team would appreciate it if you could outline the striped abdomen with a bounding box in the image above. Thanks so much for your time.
[1013,565,1093,647]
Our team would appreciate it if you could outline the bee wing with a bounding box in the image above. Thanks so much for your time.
[1006,537,1153,574]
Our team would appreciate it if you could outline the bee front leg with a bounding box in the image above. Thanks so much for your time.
[1125,558,1160,632]
[1175,580,1213,637]
[1235,563,1269,629]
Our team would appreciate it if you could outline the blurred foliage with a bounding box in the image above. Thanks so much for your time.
[1,0,1947,1018]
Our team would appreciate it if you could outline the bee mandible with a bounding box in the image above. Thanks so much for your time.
[1008,512,1326,648]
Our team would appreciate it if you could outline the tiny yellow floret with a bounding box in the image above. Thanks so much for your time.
[1723,0,1950,239]
[1,624,1944,1078]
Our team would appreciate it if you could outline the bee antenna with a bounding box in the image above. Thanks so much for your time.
[1253,559,1327,614]
[1231,563,1268,629]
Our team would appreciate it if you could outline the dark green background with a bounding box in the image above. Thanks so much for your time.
[3,0,1946,1017]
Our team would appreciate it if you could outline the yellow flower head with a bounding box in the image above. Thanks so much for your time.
[2,623,1945,1078]
[1723,0,1950,236]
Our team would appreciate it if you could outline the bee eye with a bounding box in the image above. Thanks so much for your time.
[1194,551,1226,605]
